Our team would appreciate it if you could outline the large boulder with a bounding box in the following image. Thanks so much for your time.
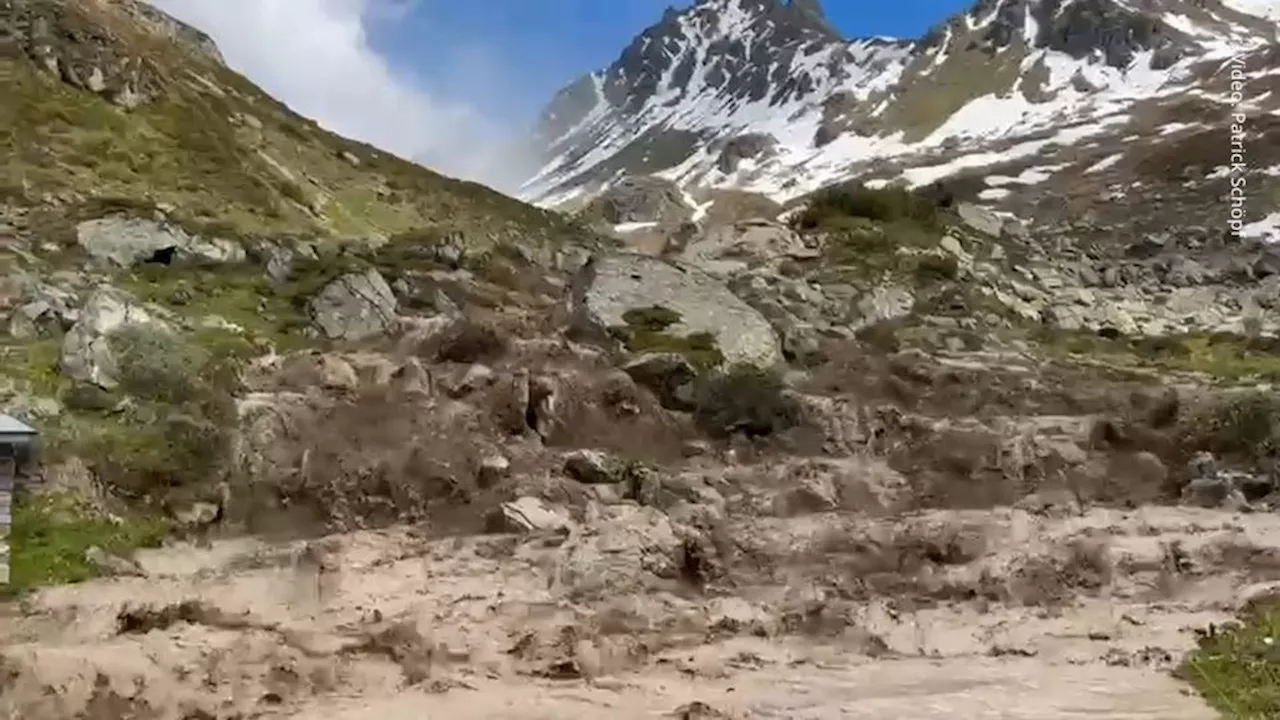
[553,504,684,600]
[76,216,245,268]
[678,218,818,275]
[60,287,165,388]
[569,253,782,368]
[308,268,398,341]
[584,175,690,226]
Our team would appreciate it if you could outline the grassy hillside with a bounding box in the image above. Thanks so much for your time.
[0,0,580,245]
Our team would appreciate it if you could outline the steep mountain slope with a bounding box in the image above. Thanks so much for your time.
[0,0,604,583]
[0,0,578,244]
[520,0,1280,222]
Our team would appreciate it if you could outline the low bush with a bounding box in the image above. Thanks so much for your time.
[790,182,942,232]
[1179,391,1280,466]
[1180,600,1280,718]
[79,325,244,502]
[693,364,802,438]
[433,318,510,364]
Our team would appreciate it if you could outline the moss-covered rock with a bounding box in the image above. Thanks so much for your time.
[609,305,725,371]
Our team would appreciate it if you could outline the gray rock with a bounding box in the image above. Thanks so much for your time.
[444,363,495,398]
[308,268,398,341]
[780,321,824,362]
[772,475,838,517]
[389,357,433,396]
[564,449,620,485]
[553,504,683,599]
[433,233,467,269]
[6,281,78,340]
[856,284,915,326]
[1180,476,1247,511]
[716,133,777,174]
[279,352,360,391]
[265,248,295,283]
[485,496,570,534]
[262,241,319,284]
[956,203,1004,238]
[183,235,247,265]
[623,352,698,410]
[76,216,244,268]
[7,301,59,339]
[679,219,816,271]
[477,454,510,488]
[590,175,690,225]
[173,501,221,528]
[60,287,164,388]
[85,545,146,578]
[569,253,782,368]
[1187,451,1218,480]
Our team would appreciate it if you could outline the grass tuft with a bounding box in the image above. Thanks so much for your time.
[1182,601,1280,719]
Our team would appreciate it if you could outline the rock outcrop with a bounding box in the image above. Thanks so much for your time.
[569,253,782,368]
[308,269,398,341]
[59,286,165,388]
[76,216,246,268]
[582,175,691,226]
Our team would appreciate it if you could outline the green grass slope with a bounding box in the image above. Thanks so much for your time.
[0,0,579,244]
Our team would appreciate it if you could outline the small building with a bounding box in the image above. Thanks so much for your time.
[0,413,38,585]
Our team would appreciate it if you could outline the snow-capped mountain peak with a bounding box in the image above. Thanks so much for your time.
[519,0,1280,209]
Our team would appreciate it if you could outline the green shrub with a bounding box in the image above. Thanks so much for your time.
[622,306,682,332]
[433,318,509,364]
[110,325,211,404]
[614,327,725,371]
[791,182,941,232]
[693,364,802,437]
[82,325,243,501]
[609,306,725,370]
[1181,600,1280,718]
[1180,391,1280,465]
[912,253,960,283]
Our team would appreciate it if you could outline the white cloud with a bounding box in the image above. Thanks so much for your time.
[148,0,527,190]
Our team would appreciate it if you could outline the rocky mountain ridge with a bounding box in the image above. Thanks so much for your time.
[520,0,1280,230]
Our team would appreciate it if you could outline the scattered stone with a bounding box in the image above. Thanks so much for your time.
[1180,476,1248,511]
[564,450,620,485]
[389,357,433,396]
[173,501,221,528]
[587,175,690,225]
[485,497,571,534]
[308,268,398,341]
[553,505,682,599]
[85,545,146,578]
[669,700,733,719]
[956,202,1004,238]
[7,301,60,339]
[477,455,510,488]
[623,352,698,410]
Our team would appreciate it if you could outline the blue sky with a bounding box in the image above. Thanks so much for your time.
[370,0,974,128]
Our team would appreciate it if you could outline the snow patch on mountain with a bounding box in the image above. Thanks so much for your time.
[519,0,1280,207]
[1224,0,1280,20]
